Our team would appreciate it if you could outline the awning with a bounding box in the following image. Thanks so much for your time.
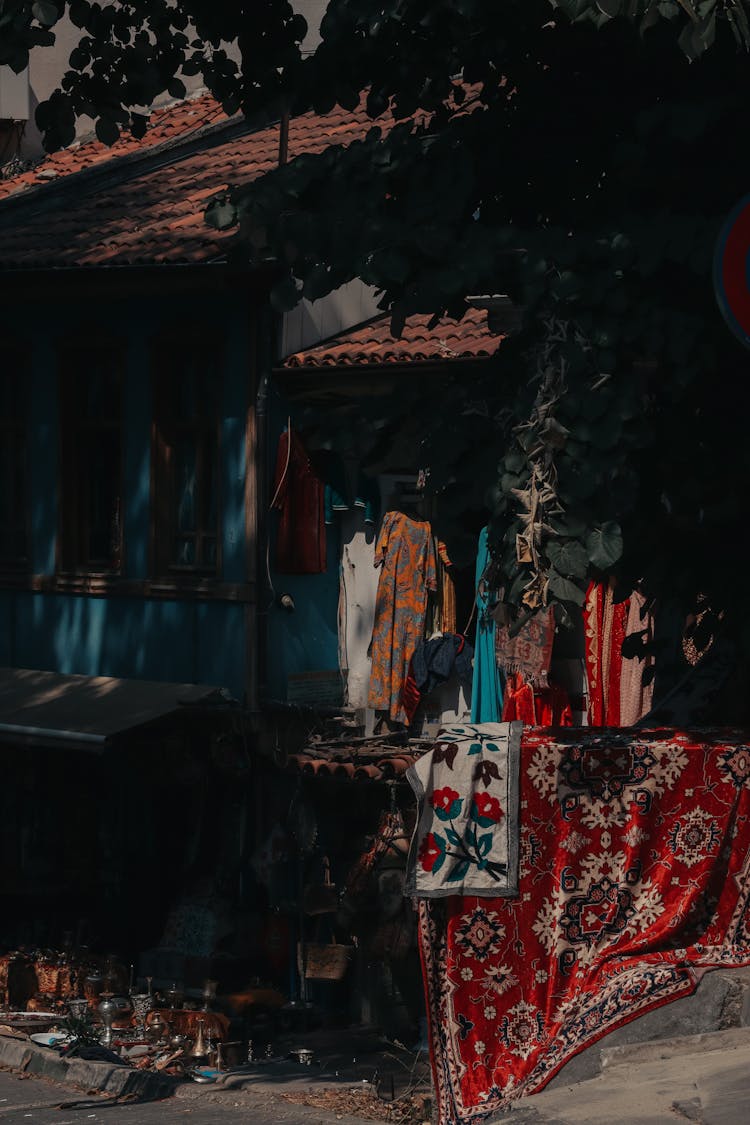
[0,667,231,751]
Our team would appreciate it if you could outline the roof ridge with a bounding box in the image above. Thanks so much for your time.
[0,98,280,221]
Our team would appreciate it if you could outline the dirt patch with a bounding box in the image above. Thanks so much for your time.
[281,1086,432,1124]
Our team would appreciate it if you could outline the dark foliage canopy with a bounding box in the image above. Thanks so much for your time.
[4,0,750,662]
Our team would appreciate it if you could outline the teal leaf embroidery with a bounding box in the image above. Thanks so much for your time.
[474,813,498,829]
[447,858,471,883]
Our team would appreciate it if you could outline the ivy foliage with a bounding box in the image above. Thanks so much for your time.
[5,1,750,648]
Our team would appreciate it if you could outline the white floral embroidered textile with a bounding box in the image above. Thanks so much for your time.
[406,721,522,898]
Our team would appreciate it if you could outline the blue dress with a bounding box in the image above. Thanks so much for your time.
[470,527,503,723]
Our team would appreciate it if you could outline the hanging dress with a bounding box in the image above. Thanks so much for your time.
[368,511,437,724]
[584,578,630,725]
[271,429,325,574]
[470,526,503,723]
[619,590,655,725]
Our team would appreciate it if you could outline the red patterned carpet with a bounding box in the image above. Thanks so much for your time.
[418,729,750,1124]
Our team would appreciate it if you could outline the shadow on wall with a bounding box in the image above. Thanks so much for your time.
[266,524,341,701]
[9,592,246,699]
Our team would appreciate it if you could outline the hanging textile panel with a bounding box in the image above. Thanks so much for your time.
[418,728,750,1125]
[406,722,522,900]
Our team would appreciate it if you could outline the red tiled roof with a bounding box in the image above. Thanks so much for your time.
[0,93,387,268]
[0,94,229,203]
[284,306,499,367]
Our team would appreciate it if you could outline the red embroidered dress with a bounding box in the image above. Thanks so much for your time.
[584,579,629,725]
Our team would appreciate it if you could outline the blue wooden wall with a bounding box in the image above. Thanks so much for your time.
[1,287,252,703]
[264,384,341,703]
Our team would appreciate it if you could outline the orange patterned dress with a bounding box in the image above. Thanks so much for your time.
[368,511,437,723]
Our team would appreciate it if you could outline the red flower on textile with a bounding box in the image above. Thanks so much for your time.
[472,792,504,827]
[419,832,446,873]
[431,787,463,821]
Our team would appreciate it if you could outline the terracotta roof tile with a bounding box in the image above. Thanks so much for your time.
[0,92,391,269]
[285,745,424,783]
[283,306,499,367]
[0,94,229,203]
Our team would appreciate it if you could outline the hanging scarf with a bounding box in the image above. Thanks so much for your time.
[495,606,555,688]
[620,591,655,726]
[470,528,503,723]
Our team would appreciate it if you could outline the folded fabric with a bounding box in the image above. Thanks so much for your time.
[412,633,473,694]
[502,672,573,726]
[406,721,522,899]
[402,633,474,725]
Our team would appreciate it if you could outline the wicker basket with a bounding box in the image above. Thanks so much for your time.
[297,940,353,981]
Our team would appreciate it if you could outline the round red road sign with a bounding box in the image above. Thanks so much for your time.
[714,194,750,348]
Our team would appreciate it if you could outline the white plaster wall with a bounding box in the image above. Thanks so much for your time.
[281,280,381,357]
[3,9,207,160]
[295,0,328,53]
[4,13,90,159]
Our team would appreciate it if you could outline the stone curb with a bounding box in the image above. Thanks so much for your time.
[0,1034,177,1101]
[0,1036,380,1123]
[600,1025,750,1070]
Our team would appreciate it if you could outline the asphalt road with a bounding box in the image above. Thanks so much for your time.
[0,1069,370,1125]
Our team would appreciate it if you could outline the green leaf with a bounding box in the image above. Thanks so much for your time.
[596,0,623,17]
[546,539,589,578]
[547,569,586,607]
[588,412,622,451]
[32,1,59,27]
[447,858,471,883]
[270,275,303,312]
[585,522,624,570]
[95,116,120,146]
[549,512,588,538]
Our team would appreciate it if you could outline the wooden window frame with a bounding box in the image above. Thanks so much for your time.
[151,337,223,581]
[58,342,125,576]
[0,342,30,573]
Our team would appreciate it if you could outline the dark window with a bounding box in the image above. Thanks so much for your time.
[60,346,123,572]
[153,342,221,576]
[0,350,28,569]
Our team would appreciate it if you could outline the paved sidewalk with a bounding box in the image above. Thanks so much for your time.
[488,1027,750,1124]
[5,1021,750,1124]
[0,1068,378,1124]
[0,1029,426,1124]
